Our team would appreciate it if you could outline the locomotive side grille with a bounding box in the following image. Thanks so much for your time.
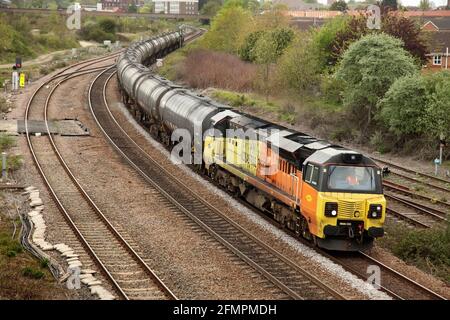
[338,200,364,219]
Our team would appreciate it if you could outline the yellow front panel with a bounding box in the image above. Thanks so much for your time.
[314,192,386,238]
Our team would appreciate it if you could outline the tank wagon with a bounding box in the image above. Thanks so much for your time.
[116,30,386,251]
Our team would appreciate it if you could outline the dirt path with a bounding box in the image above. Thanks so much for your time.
[0,50,69,70]
[0,42,99,70]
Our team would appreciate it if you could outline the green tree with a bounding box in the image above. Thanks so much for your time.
[276,33,321,94]
[381,0,397,10]
[310,16,350,71]
[419,0,431,10]
[328,14,428,66]
[254,32,278,101]
[139,1,154,13]
[239,28,293,62]
[128,3,138,13]
[200,0,222,16]
[202,5,252,53]
[424,72,450,139]
[378,75,428,137]
[335,34,418,129]
[330,0,348,11]
[98,18,117,34]
[247,0,260,13]
[239,30,264,61]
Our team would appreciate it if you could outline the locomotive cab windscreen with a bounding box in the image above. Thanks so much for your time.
[302,151,382,194]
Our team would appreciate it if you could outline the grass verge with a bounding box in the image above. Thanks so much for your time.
[0,205,67,299]
[378,221,450,284]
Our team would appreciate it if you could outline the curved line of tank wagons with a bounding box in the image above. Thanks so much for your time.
[116,31,386,252]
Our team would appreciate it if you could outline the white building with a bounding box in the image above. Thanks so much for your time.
[154,0,199,15]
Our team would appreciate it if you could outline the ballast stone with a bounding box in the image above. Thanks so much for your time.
[30,199,43,207]
[86,280,102,286]
[24,186,37,193]
[81,269,96,275]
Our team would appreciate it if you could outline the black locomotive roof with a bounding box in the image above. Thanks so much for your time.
[305,147,377,166]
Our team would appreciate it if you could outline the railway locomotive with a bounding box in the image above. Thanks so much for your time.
[116,30,386,251]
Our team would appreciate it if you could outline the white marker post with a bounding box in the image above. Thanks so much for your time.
[434,158,440,176]
[11,68,19,91]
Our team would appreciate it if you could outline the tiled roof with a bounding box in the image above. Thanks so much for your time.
[419,16,450,30]
[427,31,450,53]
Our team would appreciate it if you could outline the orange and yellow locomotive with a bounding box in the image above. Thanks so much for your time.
[204,112,385,251]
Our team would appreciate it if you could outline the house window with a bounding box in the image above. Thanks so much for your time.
[433,55,442,65]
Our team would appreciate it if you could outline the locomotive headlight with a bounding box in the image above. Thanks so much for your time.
[368,204,382,219]
[325,202,338,217]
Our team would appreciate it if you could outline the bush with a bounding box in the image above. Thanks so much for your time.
[239,28,294,63]
[179,49,257,91]
[0,134,15,152]
[276,33,320,94]
[22,267,45,279]
[78,21,116,43]
[310,16,350,71]
[98,18,117,34]
[0,234,23,257]
[202,5,253,54]
[36,33,78,50]
[392,223,450,282]
[423,71,450,140]
[369,131,393,154]
[378,74,428,137]
[319,74,344,105]
[239,30,264,62]
[6,155,23,171]
[40,258,49,269]
[335,33,418,130]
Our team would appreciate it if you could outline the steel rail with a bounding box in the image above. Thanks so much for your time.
[89,67,346,300]
[384,180,450,209]
[25,64,130,299]
[375,157,450,185]
[26,55,176,300]
[385,194,448,222]
[358,251,447,300]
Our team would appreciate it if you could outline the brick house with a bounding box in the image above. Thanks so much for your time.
[154,0,198,15]
[421,17,450,70]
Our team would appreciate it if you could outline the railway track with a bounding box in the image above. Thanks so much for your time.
[374,157,450,186]
[379,170,449,229]
[25,55,177,300]
[90,66,346,300]
[365,156,449,229]
[332,251,447,300]
[231,196,447,300]
[384,193,447,228]
[383,180,449,228]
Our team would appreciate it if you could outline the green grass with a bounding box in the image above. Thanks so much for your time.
[0,204,67,299]
[378,221,450,283]
[210,89,298,124]
[22,267,45,279]
[0,134,15,152]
